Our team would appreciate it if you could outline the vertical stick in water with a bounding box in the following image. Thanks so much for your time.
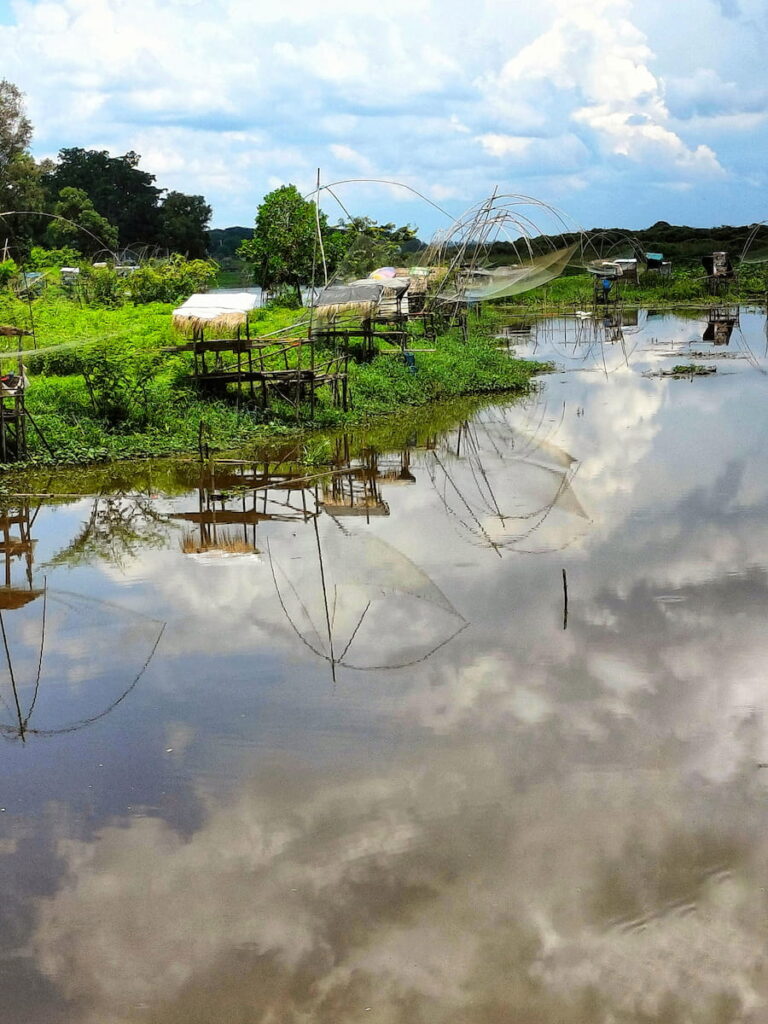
[562,568,568,630]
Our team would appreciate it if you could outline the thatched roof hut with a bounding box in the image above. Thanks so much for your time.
[172,291,261,333]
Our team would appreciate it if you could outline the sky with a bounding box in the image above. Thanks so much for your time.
[1,0,767,237]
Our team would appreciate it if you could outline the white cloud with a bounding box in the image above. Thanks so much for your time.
[0,0,764,231]
[485,0,725,177]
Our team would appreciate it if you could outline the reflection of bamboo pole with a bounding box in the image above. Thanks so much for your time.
[25,578,47,728]
[0,610,25,741]
[313,515,336,683]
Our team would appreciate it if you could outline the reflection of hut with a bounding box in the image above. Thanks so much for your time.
[0,501,41,609]
[170,462,319,557]
[320,461,390,519]
[703,306,739,345]
[319,445,422,519]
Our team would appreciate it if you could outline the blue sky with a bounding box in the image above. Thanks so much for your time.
[1,0,767,237]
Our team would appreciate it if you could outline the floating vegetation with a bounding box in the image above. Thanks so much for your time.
[646,364,717,378]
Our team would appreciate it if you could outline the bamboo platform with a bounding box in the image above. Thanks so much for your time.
[166,332,348,413]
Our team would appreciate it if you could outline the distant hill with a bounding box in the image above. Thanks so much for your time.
[209,220,764,268]
[207,226,253,260]
[489,221,762,266]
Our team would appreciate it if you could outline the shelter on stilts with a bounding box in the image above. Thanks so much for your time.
[0,342,30,462]
[169,292,348,414]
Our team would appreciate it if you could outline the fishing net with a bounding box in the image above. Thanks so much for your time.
[422,193,581,307]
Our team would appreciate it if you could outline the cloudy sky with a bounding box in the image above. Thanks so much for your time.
[1,0,767,237]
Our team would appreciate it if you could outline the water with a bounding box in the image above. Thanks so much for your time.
[2,307,768,1022]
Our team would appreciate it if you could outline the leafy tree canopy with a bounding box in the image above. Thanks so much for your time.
[0,80,46,255]
[237,184,325,293]
[324,216,420,279]
[158,191,212,259]
[0,79,32,171]
[47,186,119,255]
[45,148,163,247]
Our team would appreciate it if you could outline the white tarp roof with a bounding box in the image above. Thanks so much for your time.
[173,291,261,322]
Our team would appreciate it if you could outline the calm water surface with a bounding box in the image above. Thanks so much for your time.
[2,308,768,1022]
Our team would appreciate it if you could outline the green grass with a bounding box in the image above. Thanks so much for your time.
[0,289,546,467]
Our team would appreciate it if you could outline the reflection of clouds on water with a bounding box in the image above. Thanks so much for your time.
[16,309,768,1020]
[0,591,164,740]
[31,750,768,1023]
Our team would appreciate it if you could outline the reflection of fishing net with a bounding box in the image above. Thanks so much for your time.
[422,193,580,306]
[427,406,589,555]
[269,526,466,673]
[531,313,643,373]
[0,588,164,741]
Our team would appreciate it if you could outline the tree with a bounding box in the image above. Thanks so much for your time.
[46,187,119,255]
[237,184,325,297]
[0,80,31,172]
[158,191,212,258]
[45,148,163,246]
[0,81,47,255]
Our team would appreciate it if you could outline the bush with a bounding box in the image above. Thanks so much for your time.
[27,246,81,270]
[0,259,18,286]
[78,264,124,306]
[127,255,218,304]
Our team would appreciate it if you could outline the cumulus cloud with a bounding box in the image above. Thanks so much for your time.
[1,0,761,229]
[483,0,724,177]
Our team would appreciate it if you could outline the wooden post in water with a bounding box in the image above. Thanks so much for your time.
[562,568,568,630]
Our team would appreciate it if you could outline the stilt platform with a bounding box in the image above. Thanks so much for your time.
[164,333,348,412]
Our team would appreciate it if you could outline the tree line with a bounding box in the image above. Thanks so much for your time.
[0,80,211,260]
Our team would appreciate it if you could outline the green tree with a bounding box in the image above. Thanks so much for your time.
[0,79,31,172]
[237,184,325,298]
[47,186,119,254]
[45,148,162,246]
[158,191,212,258]
[0,80,47,255]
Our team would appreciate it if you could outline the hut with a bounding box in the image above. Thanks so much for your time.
[169,291,347,412]
[702,252,734,293]
[613,258,639,285]
[172,290,262,337]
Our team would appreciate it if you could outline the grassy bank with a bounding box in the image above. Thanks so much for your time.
[498,268,768,311]
[0,290,547,467]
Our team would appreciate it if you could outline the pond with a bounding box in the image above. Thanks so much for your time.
[1,307,768,1022]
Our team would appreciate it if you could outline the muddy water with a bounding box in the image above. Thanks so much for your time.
[1,307,768,1022]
